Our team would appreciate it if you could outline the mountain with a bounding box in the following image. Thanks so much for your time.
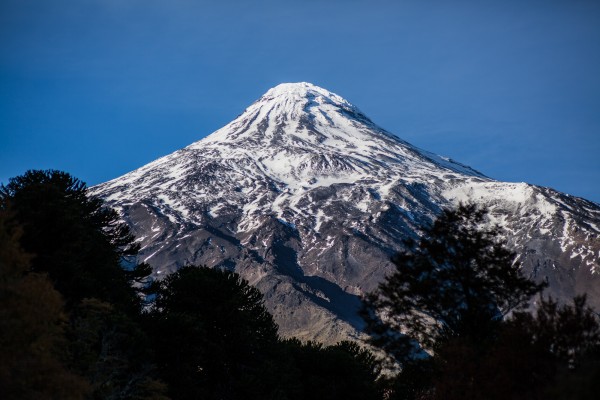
[91,82,600,344]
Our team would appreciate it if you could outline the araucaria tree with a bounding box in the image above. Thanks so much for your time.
[0,170,165,399]
[0,169,152,311]
[148,265,280,400]
[361,203,546,365]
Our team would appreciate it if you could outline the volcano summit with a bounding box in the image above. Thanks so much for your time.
[92,82,600,343]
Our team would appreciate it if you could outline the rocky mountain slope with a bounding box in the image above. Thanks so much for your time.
[91,82,600,344]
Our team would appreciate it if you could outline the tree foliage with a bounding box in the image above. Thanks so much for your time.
[280,339,383,400]
[362,203,545,364]
[0,211,89,399]
[67,298,170,400]
[0,169,150,311]
[0,170,166,399]
[148,265,280,400]
[361,203,600,399]
[429,295,600,400]
[148,265,384,400]
[509,295,600,368]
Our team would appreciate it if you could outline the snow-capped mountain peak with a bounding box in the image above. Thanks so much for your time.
[92,83,600,345]
[199,81,382,146]
[261,82,351,106]
[192,82,484,183]
[99,83,488,230]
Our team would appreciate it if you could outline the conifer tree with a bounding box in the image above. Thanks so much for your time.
[0,169,151,312]
[148,265,279,400]
[1,170,166,399]
[281,339,383,400]
[429,295,600,400]
[0,212,89,399]
[361,203,546,365]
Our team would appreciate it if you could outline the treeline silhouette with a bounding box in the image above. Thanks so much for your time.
[1,170,599,399]
[362,204,600,399]
[0,170,380,400]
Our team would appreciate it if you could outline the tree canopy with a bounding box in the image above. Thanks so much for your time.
[361,203,600,399]
[0,169,151,311]
[148,266,385,400]
[0,170,165,399]
[0,211,89,399]
[148,265,280,400]
[362,203,546,363]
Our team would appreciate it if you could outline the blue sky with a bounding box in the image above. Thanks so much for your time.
[1,0,599,202]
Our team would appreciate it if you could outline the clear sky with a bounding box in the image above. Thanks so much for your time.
[1,0,599,202]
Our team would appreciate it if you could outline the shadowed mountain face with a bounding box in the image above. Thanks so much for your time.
[92,82,600,344]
